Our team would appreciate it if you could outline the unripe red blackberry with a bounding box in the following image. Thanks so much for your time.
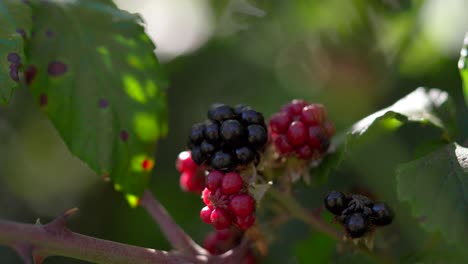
[211,208,232,229]
[187,104,267,170]
[200,206,213,224]
[176,151,205,194]
[269,100,335,161]
[229,194,255,217]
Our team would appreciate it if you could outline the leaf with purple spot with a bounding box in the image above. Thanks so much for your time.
[0,0,32,104]
[27,0,168,197]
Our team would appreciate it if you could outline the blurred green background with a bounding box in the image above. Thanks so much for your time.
[1,0,467,263]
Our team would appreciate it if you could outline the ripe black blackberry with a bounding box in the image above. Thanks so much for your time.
[188,104,267,170]
[324,191,394,239]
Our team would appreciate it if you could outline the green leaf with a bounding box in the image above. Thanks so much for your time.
[294,232,336,263]
[459,32,468,108]
[396,143,468,246]
[0,0,32,104]
[312,87,456,182]
[27,0,168,196]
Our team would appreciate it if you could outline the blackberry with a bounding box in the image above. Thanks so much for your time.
[371,203,394,226]
[324,191,394,239]
[324,191,349,215]
[345,213,369,238]
[187,104,267,170]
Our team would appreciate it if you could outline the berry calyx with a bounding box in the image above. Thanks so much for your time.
[229,194,255,218]
[210,208,232,229]
[221,172,243,194]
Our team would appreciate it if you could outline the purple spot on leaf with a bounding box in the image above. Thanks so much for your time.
[120,130,129,142]
[45,30,54,38]
[98,98,109,109]
[39,93,48,107]
[9,68,19,82]
[25,65,37,85]
[7,53,21,64]
[48,61,68,76]
[16,29,26,38]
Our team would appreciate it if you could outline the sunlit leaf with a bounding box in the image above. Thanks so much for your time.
[27,0,168,196]
[396,143,468,246]
[0,0,32,104]
[312,87,456,182]
[458,32,468,108]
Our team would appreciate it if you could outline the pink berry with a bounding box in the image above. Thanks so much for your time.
[229,194,255,218]
[296,145,313,160]
[269,112,292,134]
[300,104,325,126]
[179,171,205,193]
[206,170,224,191]
[234,214,255,230]
[282,100,308,116]
[221,172,243,194]
[307,126,323,149]
[202,188,213,209]
[200,206,213,224]
[176,151,198,172]
[323,121,335,138]
[274,135,293,154]
[286,121,307,146]
[216,228,234,241]
[203,232,219,254]
[210,208,232,229]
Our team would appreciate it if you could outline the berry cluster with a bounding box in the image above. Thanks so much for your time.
[176,151,205,194]
[203,228,257,263]
[7,52,21,82]
[200,171,256,230]
[324,191,394,238]
[188,104,267,170]
[269,100,335,160]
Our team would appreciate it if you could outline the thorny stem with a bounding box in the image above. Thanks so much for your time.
[0,211,188,264]
[0,191,250,264]
[139,190,207,256]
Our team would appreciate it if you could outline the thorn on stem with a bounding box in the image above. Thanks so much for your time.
[43,208,78,236]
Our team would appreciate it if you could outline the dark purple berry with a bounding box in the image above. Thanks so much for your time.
[235,146,255,165]
[240,110,264,125]
[324,191,349,215]
[234,104,251,115]
[247,124,267,149]
[189,123,205,145]
[9,67,19,82]
[7,52,21,64]
[201,140,215,156]
[371,203,394,226]
[191,146,205,165]
[211,151,234,170]
[204,121,220,144]
[220,119,244,146]
[345,213,369,238]
[208,104,235,122]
